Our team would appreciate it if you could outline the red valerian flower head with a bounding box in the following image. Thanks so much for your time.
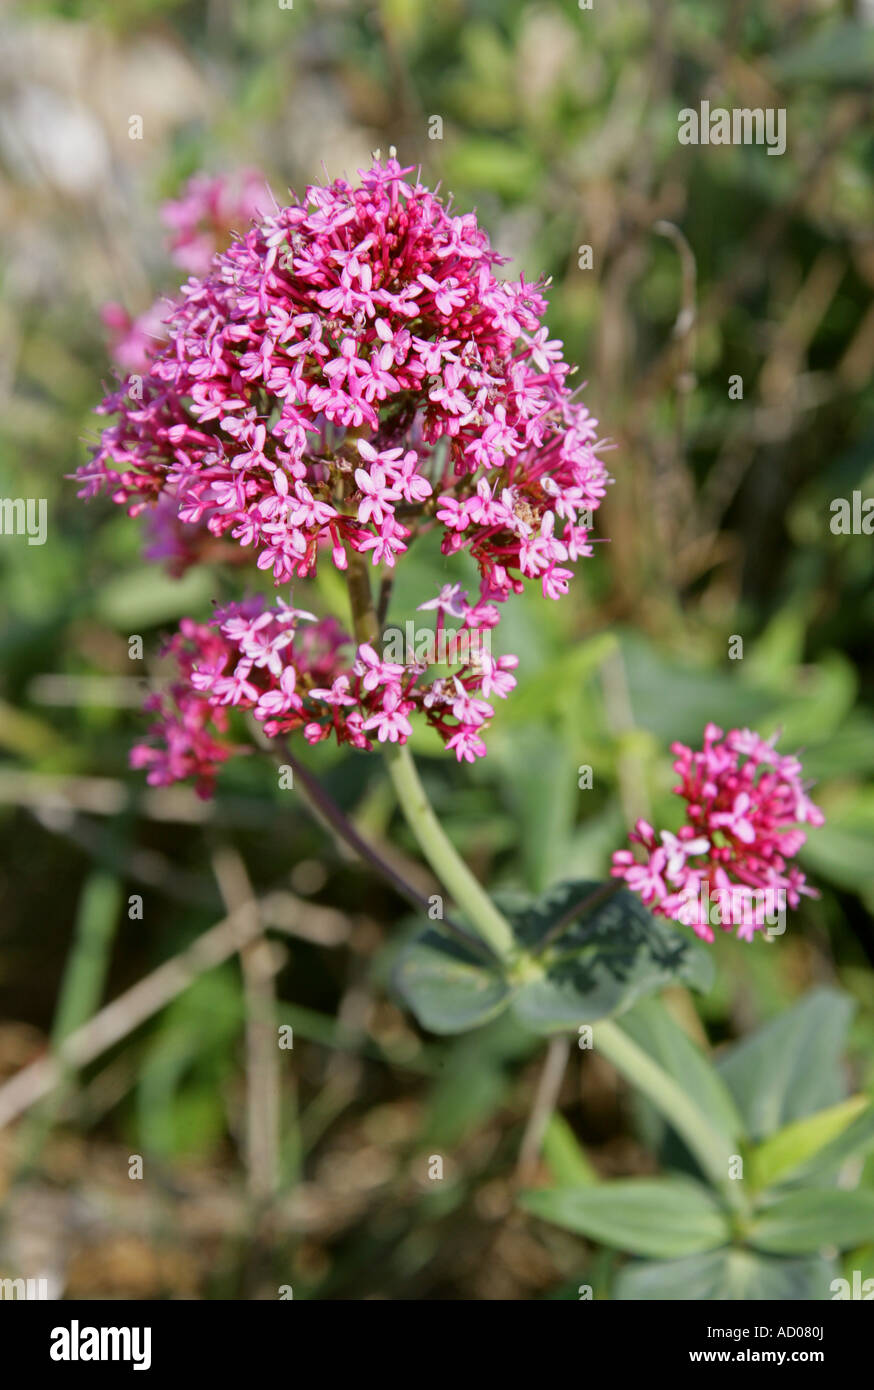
[611,724,825,942]
[79,155,609,601]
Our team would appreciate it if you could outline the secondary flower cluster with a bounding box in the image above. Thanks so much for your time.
[132,594,519,795]
[78,156,608,605]
[611,724,824,941]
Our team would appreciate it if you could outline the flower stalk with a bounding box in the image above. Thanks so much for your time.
[594,1016,746,1212]
[344,546,515,961]
[383,741,516,962]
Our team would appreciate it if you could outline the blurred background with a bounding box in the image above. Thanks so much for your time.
[0,0,873,1299]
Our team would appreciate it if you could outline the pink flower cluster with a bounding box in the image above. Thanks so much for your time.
[79,156,611,783]
[79,156,608,602]
[132,595,519,794]
[611,725,824,941]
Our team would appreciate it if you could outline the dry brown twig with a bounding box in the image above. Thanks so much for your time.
[211,845,282,1205]
[0,888,349,1133]
[516,1035,571,1186]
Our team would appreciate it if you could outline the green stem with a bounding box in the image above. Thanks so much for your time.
[279,741,497,963]
[595,1017,744,1211]
[344,557,736,1205]
[345,549,380,647]
[342,554,514,962]
[383,742,516,962]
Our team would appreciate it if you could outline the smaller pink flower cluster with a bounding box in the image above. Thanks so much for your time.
[611,724,825,942]
[130,617,242,799]
[100,168,271,374]
[132,593,519,796]
[160,169,271,275]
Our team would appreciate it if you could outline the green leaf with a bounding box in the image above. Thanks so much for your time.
[499,633,618,724]
[137,970,242,1160]
[423,1036,511,1146]
[509,881,714,1033]
[393,881,713,1036]
[520,1177,730,1258]
[52,871,122,1045]
[621,998,745,1152]
[502,727,576,894]
[749,1096,871,1191]
[393,931,511,1035]
[798,822,874,895]
[717,988,854,1141]
[542,1113,599,1187]
[793,1105,874,1183]
[615,1248,836,1301]
[801,716,874,780]
[749,1189,874,1254]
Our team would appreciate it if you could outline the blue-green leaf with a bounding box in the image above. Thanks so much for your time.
[615,1248,837,1301]
[521,1177,730,1258]
[621,997,745,1152]
[393,931,511,1035]
[749,1189,874,1254]
[510,881,714,1033]
[717,988,854,1141]
[394,880,714,1036]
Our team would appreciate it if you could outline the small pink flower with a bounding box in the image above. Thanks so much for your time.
[450,681,493,726]
[358,518,407,567]
[364,687,413,743]
[354,644,405,692]
[309,675,356,707]
[446,727,487,763]
[418,584,468,620]
[354,464,400,527]
[660,830,710,882]
[711,791,756,845]
[479,653,518,700]
[435,496,470,532]
[256,667,303,719]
